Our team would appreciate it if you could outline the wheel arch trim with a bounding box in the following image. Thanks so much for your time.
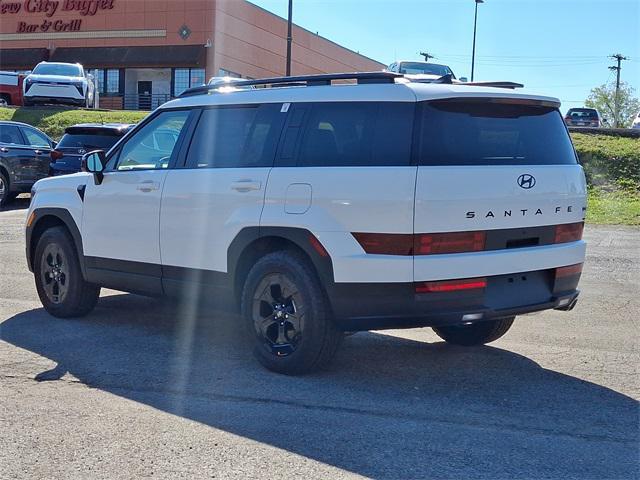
[26,207,85,277]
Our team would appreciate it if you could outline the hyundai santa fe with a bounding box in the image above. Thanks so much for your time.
[25,71,587,374]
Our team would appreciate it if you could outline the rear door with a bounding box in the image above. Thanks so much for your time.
[413,99,587,282]
[19,126,52,181]
[160,103,286,284]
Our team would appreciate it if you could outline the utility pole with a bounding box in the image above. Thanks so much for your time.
[471,0,484,82]
[608,53,628,127]
[286,0,293,76]
[420,52,434,62]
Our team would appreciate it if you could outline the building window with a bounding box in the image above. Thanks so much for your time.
[91,69,120,95]
[173,68,206,96]
[218,68,241,78]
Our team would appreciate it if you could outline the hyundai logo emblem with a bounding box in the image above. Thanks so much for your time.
[78,149,86,155]
[517,174,536,189]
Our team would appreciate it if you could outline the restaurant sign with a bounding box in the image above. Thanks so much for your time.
[0,0,115,33]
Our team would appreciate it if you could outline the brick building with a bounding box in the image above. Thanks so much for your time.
[0,0,383,109]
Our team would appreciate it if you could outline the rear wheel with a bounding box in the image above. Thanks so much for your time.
[241,251,342,375]
[432,317,515,346]
[34,226,100,318]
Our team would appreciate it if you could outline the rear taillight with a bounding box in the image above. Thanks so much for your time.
[351,233,413,256]
[414,231,485,255]
[555,263,583,279]
[554,222,584,243]
[50,150,64,162]
[415,277,487,294]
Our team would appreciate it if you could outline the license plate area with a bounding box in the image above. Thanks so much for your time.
[485,270,553,310]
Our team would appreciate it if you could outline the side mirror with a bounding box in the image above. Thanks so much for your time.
[459,76,468,82]
[82,150,106,185]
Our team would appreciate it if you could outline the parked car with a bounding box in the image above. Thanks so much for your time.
[564,108,603,127]
[26,71,586,374]
[0,71,25,106]
[23,62,97,108]
[50,123,134,176]
[632,111,640,129]
[0,121,54,206]
[387,61,457,79]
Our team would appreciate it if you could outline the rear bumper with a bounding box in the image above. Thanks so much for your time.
[327,268,581,331]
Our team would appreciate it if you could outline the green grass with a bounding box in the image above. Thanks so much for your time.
[0,106,148,140]
[587,189,640,225]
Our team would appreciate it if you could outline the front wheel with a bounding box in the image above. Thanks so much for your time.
[34,226,100,318]
[0,171,11,207]
[432,317,515,346]
[241,251,342,375]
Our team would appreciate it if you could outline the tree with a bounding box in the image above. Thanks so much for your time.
[585,82,640,128]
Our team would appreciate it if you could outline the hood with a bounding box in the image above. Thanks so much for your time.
[27,74,85,83]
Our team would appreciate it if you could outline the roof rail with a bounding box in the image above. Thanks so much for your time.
[179,71,402,97]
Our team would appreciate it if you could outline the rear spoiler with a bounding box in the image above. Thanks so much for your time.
[412,74,524,90]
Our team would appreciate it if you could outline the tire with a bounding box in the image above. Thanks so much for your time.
[34,226,100,318]
[432,317,515,346]
[241,251,342,375]
[0,171,10,207]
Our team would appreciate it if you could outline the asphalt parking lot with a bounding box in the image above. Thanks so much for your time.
[0,197,638,479]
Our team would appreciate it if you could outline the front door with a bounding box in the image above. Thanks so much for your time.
[138,81,152,110]
[81,109,191,291]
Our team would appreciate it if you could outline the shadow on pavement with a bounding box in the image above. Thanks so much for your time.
[1,293,638,479]
[0,196,30,212]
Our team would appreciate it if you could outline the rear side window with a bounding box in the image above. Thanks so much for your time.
[58,131,122,151]
[22,128,50,148]
[418,101,577,166]
[186,104,283,169]
[297,102,413,167]
[0,125,24,145]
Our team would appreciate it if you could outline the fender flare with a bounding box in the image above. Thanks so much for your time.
[227,226,336,292]
[26,207,85,276]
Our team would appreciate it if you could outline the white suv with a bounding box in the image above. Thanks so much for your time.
[23,62,97,108]
[26,72,587,374]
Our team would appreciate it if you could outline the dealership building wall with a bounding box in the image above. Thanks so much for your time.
[0,0,384,109]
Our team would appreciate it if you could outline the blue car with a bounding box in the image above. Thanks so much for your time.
[49,123,134,176]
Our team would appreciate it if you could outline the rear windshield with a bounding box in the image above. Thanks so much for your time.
[567,108,598,118]
[417,101,577,166]
[58,131,122,151]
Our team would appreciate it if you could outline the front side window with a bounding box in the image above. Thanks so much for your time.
[115,110,189,171]
[186,104,283,169]
[21,128,50,148]
[0,125,24,145]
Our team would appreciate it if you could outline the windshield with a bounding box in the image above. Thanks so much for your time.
[418,100,577,165]
[57,131,122,151]
[398,62,452,76]
[32,63,82,77]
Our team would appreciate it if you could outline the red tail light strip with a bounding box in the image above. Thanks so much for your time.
[353,222,583,256]
[415,277,487,294]
[555,263,583,279]
[554,222,584,244]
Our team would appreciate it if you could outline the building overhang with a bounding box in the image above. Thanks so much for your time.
[0,48,49,70]
[49,45,207,69]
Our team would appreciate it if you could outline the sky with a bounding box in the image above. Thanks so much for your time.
[250,0,640,113]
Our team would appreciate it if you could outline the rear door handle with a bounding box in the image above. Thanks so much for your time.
[0,147,8,153]
[231,180,261,192]
[136,180,160,192]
